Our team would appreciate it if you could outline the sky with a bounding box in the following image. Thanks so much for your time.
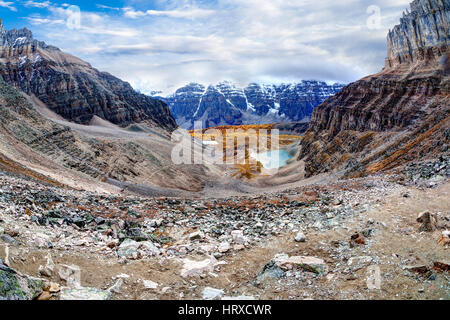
[0,0,412,95]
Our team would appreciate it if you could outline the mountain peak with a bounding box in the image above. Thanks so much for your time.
[164,81,345,129]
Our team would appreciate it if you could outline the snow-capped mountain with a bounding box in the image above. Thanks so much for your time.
[158,81,345,129]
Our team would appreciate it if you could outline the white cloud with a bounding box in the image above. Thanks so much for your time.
[21,0,413,94]
[123,7,215,19]
[0,1,17,11]
[24,1,52,8]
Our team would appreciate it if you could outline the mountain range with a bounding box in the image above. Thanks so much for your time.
[158,81,345,129]
[0,19,176,131]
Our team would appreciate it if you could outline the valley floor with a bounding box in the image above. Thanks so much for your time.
[0,167,449,300]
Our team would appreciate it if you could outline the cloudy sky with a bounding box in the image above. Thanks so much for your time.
[0,0,412,94]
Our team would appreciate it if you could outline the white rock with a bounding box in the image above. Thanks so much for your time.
[189,231,204,240]
[117,239,140,259]
[231,230,248,244]
[58,264,81,288]
[294,232,306,242]
[180,256,220,278]
[60,287,111,300]
[139,241,161,256]
[143,280,158,289]
[202,287,224,300]
[3,244,9,267]
[218,242,230,253]
[161,287,170,294]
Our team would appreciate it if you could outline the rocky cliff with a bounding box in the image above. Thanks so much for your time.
[161,81,344,129]
[299,0,449,177]
[0,19,177,131]
[386,0,449,69]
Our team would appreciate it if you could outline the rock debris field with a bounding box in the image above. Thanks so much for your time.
[0,166,449,300]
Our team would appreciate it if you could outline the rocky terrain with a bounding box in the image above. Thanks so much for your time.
[299,0,449,178]
[0,19,176,130]
[160,81,344,129]
[0,0,449,301]
[0,163,448,300]
[0,69,219,194]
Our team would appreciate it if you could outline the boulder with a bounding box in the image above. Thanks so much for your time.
[58,265,81,287]
[117,239,140,259]
[0,263,45,300]
[254,261,285,286]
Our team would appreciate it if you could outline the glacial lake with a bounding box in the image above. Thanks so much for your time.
[251,150,293,169]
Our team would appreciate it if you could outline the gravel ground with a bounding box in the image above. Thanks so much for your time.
[0,163,449,300]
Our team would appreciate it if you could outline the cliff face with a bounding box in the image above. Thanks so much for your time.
[163,81,344,129]
[299,0,449,177]
[386,0,449,69]
[0,19,177,131]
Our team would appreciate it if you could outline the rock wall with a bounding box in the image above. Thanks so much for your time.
[299,0,450,177]
[386,0,449,68]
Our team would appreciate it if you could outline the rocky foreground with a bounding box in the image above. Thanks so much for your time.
[0,157,448,300]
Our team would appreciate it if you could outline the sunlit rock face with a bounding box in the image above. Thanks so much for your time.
[0,19,176,131]
[162,81,345,129]
[386,0,449,68]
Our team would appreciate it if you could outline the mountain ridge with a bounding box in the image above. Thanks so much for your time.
[159,80,345,129]
[0,18,177,131]
[299,0,449,178]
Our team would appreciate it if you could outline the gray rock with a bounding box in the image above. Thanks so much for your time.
[0,263,45,300]
[117,239,140,259]
[139,241,161,256]
[254,261,285,286]
[0,234,19,245]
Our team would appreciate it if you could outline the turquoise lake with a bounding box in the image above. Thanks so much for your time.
[251,150,293,169]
